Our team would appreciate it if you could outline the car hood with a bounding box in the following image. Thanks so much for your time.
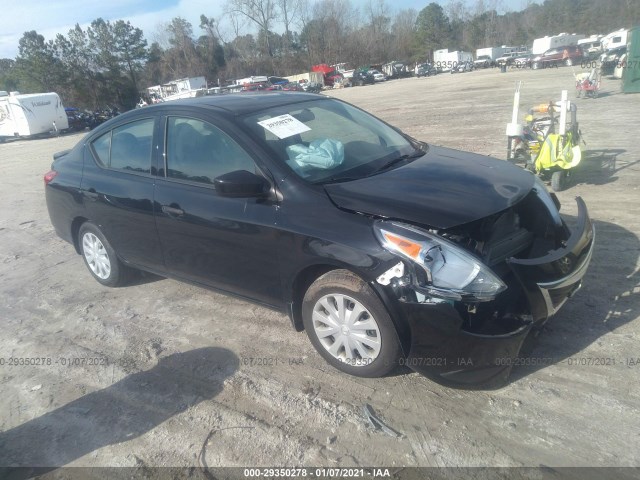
[323,145,535,229]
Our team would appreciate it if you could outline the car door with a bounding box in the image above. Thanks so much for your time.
[81,116,165,272]
[153,113,282,306]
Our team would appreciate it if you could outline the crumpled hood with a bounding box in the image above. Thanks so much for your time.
[324,145,535,229]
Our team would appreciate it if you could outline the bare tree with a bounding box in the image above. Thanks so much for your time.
[226,0,277,56]
[277,0,303,52]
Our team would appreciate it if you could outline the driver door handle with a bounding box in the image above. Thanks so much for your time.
[161,205,184,217]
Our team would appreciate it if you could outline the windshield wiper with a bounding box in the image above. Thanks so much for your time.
[370,150,425,175]
[316,175,362,185]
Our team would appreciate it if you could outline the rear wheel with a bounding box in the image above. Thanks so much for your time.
[79,222,133,287]
[302,270,402,377]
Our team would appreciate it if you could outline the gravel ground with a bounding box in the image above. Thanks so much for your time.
[0,66,639,472]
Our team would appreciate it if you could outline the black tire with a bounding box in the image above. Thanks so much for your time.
[551,170,566,192]
[78,222,133,287]
[302,270,402,377]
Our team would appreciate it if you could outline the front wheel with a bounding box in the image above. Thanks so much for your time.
[302,270,402,377]
[79,222,133,287]
[551,170,567,192]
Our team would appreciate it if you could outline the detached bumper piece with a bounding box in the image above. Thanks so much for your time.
[400,197,594,386]
[507,196,594,323]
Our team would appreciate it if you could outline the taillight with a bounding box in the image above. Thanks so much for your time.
[44,170,58,185]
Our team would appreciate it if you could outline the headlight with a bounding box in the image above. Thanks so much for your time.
[374,221,506,301]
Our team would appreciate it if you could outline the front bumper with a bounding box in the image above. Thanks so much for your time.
[398,197,595,386]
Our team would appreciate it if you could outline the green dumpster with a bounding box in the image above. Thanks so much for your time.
[623,26,640,93]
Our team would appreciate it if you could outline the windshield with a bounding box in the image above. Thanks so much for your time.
[241,98,423,184]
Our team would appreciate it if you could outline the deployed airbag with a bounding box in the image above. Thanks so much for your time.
[286,139,344,170]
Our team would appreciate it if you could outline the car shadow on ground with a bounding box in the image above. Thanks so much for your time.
[0,347,238,477]
[126,270,165,287]
[510,216,639,382]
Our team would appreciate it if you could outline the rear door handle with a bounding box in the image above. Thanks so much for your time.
[161,205,184,217]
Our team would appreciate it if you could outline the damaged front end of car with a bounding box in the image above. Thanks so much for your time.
[373,178,595,386]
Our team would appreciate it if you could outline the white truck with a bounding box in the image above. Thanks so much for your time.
[331,63,355,79]
[578,35,604,57]
[532,33,585,55]
[147,76,208,103]
[0,91,68,140]
[476,47,504,61]
[433,49,473,72]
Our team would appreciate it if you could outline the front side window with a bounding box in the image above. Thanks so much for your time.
[90,118,154,173]
[165,117,256,185]
[242,98,424,184]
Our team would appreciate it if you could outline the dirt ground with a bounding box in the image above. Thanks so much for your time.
[1,66,639,472]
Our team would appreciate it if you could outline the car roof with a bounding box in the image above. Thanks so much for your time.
[142,92,324,116]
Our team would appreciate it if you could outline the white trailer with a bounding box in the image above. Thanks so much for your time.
[476,47,504,60]
[602,29,628,50]
[532,33,585,54]
[0,91,68,140]
[146,76,207,103]
[285,72,324,85]
[434,49,473,71]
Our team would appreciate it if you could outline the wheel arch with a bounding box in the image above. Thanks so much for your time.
[71,216,90,254]
[286,263,411,356]
[287,264,337,332]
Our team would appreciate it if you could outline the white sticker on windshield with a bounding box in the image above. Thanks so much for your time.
[258,114,311,139]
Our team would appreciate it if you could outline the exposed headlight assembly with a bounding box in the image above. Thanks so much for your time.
[374,221,507,302]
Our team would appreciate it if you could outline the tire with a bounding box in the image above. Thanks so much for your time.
[551,170,566,192]
[78,222,133,287]
[302,270,402,377]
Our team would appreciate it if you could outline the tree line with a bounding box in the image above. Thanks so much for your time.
[0,0,637,110]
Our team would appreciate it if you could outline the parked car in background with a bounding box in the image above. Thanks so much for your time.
[415,63,437,77]
[368,69,386,82]
[451,61,474,73]
[532,45,584,69]
[352,70,375,86]
[282,83,304,91]
[496,52,519,66]
[512,53,534,69]
[299,80,322,93]
[600,46,627,75]
[44,93,594,386]
[473,55,493,69]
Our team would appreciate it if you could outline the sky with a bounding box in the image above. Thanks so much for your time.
[0,0,534,60]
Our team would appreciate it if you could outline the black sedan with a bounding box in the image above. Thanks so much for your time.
[44,93,594,385]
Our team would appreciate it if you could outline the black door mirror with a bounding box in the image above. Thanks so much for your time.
[214,170,270,197]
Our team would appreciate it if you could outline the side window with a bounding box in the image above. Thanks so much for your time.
[90,119,154,173]
[110,119,154,173]
[165,117,256,185]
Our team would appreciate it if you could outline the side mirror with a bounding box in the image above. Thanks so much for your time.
[214,170,270,197]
